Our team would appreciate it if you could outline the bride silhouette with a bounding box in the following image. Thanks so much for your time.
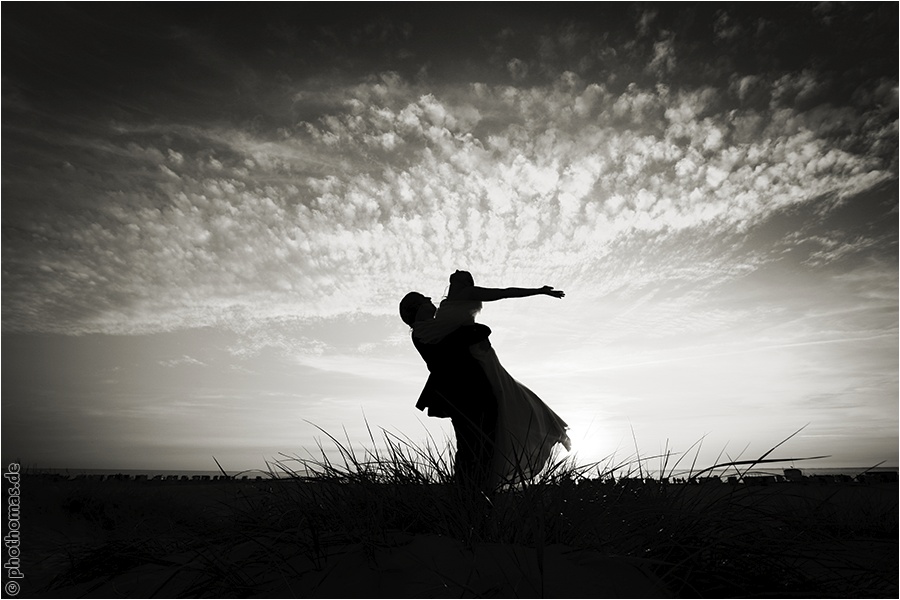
[413,270,571,486]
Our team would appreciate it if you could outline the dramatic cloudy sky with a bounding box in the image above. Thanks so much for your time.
[3,4,897,473]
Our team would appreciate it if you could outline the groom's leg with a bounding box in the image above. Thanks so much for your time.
[452,415,482,487]
[475,399,498,486]
[453,410,496,490]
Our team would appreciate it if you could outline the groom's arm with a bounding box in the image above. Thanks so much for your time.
[413,324,489,368]
[445,323,492,347]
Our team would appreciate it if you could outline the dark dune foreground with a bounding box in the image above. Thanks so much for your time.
[15,474,899,598]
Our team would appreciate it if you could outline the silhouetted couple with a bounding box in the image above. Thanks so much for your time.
[400,270,571,490]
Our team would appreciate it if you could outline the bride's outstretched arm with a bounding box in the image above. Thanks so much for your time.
[458,285,565,302]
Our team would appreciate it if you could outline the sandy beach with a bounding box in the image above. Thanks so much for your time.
[12,473,898,598]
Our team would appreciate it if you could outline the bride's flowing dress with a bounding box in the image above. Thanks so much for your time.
[413,300,571,485]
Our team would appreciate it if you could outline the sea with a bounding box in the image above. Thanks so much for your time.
[20,465,899,480]
[686,466,897,478]
[23,467,271,479]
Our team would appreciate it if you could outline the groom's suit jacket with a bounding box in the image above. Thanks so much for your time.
[412,324,496,420]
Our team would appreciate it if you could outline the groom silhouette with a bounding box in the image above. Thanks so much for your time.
[399,292,497,489]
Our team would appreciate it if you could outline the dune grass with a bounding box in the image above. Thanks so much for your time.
[32,426,898,598]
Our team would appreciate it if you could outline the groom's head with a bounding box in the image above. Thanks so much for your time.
[399,292,435,326]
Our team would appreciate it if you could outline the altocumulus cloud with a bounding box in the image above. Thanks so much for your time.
[2,5,896,339]
[4,70,895,336]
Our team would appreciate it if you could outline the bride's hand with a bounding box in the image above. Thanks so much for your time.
[541,286,565,298]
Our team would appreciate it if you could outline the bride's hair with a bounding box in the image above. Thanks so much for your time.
[449,270,474,288]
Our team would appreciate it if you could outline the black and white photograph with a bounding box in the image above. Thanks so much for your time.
[2,3,897,598]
